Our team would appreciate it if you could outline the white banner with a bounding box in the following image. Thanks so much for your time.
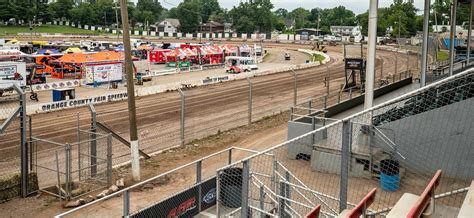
[31,79,80,92]
[39,92,128,112]
[85,63,123,84]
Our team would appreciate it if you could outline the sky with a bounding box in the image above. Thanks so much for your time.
[160,0,426,15]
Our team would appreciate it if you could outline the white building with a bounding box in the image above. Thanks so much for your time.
[156,19,180,33]
[330,26,362,36]
[330,26,360,36]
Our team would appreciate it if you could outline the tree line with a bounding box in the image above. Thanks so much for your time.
[0,0,470,36]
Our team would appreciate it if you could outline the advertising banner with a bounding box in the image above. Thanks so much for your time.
[85,62,123,84]
[131,177,217,218]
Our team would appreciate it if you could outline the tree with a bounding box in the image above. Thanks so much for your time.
[289,8,310,29]
[274,8,288,18]
[201,0,221,23]
[177,0,202,33]
[69,3,99,25]
[134,0,163,24]
[229,0,274,33]
[48,0,74,20]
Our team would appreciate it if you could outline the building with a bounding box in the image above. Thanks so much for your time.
[295,28,321,36]
[199,21,225,33]
[156,19,180,33]
[284,19,295,30]
[330,26,362,36]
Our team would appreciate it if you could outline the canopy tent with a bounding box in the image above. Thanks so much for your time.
[55,51,126,64]
[63,47,83,54]
[34,49,61,55]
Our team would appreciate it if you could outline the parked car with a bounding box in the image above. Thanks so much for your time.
[285,53,291,60]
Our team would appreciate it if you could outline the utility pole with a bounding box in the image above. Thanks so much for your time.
[467,0,473,64]
[114,0,120,40]
[449,0,458,76]
[120,0,140,182]
[398,16,401,40]
[365,0,378,110]
[420,0,430,87]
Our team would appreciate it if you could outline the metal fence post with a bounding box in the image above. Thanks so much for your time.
[247,77,252,126]
[259,185,265,218]
[107,134,112,186]
[77,113,81,181]
[308,99,312,115]
[241,160,250,218]
[196,160,202,211]
[311,117,316,145]
[28,115,33,171]
[349,87,353,99]
[88,104,97,177]
[406,51,410,73]
[380,59,384,79]
[18,86,28,197]
[395,55,398,75]
[66,143,72,199]
[326,65,330,95]
[285,171,291,207]
[291,70,297,106]
[216,170,221,217]
[272,156,277,194]
[123,190,130,217]
[339,120,351,212]
[178,88,185,146]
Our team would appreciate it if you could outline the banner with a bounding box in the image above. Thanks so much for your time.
[31,80,80,92]
[131,177,216,218]
[85,62,123,84]
[39,92,128,112]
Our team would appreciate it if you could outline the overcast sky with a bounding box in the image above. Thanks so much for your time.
[161,0,426,15]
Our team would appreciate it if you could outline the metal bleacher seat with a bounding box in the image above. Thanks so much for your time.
[387,170,442,218]
[457,181,474,218]
[337,188,377,218]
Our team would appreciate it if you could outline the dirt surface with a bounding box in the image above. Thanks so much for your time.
[0,111,291,218]
[0,45,418,185]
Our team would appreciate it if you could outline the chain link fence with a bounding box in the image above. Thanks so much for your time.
[215,68,473,217]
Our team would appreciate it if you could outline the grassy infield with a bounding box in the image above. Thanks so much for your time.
[0,25,95,35]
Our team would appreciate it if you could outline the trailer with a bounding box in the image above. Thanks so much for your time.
[149,49,171,64]
[0,62,27,93]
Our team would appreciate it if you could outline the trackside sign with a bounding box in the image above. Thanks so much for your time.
[40,92,128,112]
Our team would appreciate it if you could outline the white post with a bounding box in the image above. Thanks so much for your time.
[420,0,430,87]
[364,0,378,110]
[467,0,473,64]
[449,0,458,76]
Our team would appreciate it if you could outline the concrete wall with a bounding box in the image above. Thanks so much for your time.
[374,98,474,179]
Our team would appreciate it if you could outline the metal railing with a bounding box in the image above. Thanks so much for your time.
[54,147,262,217]
[215,68,474,217]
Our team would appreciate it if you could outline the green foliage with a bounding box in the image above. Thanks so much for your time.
[229,0,274,33]
[357,0,418,37]
[438,50,449,61]
[177,0,202,33]
[0,25,95,34]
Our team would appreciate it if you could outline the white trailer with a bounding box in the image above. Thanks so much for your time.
[0,62,27,90]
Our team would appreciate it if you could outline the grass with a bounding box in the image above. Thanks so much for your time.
[263,53,272,62]
[437,50,449,61]
[0,25,96,35]
[312,53,325,62]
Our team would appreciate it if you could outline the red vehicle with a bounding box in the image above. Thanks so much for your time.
[148,49,171,64]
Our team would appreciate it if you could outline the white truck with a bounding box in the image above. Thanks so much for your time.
[0,62,27,92]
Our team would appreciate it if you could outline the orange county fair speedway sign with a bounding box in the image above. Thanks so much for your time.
[39,92,128,112]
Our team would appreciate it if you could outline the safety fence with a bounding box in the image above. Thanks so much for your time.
[30,129,112,200]
[54,147,262,217]
[215,68,474,217]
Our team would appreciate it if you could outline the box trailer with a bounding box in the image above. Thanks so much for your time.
[0,61,27,90]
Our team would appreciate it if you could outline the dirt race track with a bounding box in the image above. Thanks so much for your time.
[0,43,418,190]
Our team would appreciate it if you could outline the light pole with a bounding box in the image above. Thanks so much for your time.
[114,0,120,39]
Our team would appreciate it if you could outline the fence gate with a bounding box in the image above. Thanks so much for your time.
[30,127,112,200]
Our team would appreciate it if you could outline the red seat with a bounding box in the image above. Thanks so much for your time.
[305,205,321,218]
[407,170,442,218]
[347,188,377,218]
